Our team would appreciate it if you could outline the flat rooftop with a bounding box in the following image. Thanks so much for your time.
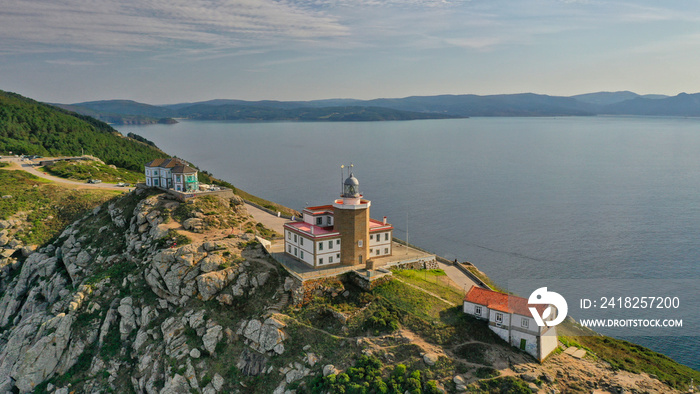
[284,221,339,236]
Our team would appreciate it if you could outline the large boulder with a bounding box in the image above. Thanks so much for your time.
[195,267,238,301]
[202,324,223,354]
[239,317,287,354]
[13,313,76,392]
[182,218,204,232]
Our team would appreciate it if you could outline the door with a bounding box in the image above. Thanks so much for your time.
[520,339,526,350]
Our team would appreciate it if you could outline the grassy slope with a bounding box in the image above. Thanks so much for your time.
[41,160,144,183]
[0,168,120,245]
[392,268,465,305]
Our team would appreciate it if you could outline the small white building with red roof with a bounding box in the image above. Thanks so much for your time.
[463,286,559,361]
[283,171,393,268]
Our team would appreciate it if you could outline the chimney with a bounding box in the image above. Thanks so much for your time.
[383,216,387,225]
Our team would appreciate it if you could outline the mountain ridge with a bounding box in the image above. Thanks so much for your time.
[61,91,700,122]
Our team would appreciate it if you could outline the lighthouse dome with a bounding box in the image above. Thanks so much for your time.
[343,173,360,197]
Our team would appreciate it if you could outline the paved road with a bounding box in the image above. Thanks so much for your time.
[1,157,129,191]
[437,261,477,293]
[244,203,289,234]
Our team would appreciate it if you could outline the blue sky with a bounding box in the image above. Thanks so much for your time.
[2,0,699,104]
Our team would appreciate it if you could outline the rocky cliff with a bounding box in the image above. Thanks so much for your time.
[0,189,298,393]
[0,188,692,394]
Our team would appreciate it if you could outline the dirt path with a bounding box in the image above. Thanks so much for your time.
[392,277,457,306]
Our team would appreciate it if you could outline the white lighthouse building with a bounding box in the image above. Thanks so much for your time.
[283,170,393,268]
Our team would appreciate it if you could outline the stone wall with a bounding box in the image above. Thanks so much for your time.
[348,271,393,291]
[390,259,439,271]
[166,188,234,202]
[287,277,345,306]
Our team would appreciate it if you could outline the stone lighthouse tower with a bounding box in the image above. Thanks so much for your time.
[333,171,371,266]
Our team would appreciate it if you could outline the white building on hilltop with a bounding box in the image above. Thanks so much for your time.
[463,286,559,362]
[283,171,393,268]
[145,158,199,192]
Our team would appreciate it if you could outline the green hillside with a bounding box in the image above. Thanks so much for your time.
[0,90,165,171]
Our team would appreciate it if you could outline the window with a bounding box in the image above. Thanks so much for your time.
[288,245,291,253]
[521,318,529,328]
[300,250,304,259]
[319,258,324,265]
[370,249,373,253]
[329,256,333,263]
[474,306,482,316]
[300,237,304,246]
[328,241,332,249]
[319,242,323,251]
[294,234,297,242]
[316,217,323,225]
[384,248,388,254]
[385,233,389,241]
[176,175,182,183]
[495,313,503,323]
[336,240,340,245]
[153,179,159,186]
[294,248,297,256]
[376,249,380,255]
[288,232,291,240]
[370,234,373,240]
[153,170,158,176]
[336,253,340,259]
[146,169,150,175]
[358,240,363,247]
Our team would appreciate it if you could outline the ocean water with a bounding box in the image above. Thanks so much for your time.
[118,116,700,370]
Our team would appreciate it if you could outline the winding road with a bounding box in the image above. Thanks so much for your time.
[1,156,132,191]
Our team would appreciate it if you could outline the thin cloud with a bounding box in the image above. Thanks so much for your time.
[45,59,104,66]
[0,0,348,54]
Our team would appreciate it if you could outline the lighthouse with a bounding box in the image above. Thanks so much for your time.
[283,166,393,268]
[332,172,371,265]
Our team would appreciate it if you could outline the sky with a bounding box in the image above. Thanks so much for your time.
[1,0,700,104]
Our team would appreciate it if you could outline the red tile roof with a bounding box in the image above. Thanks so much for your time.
[146,158,197,173]
[464,287,547,317]
[171,164,197,174]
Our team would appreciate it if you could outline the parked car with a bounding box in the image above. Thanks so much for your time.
[88,179,102,184]
[116,182,128,187]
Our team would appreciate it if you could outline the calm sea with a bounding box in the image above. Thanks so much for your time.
[118,117,700,370]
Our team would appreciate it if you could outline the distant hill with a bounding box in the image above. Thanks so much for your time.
[602,93,700,116]
[70,100,176,117]
[0,90,165,171]
[60,91,700,121]
[174,103,459,121]
[73,99,458,121]
[571,91,641,105]
[55,101,178,125]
